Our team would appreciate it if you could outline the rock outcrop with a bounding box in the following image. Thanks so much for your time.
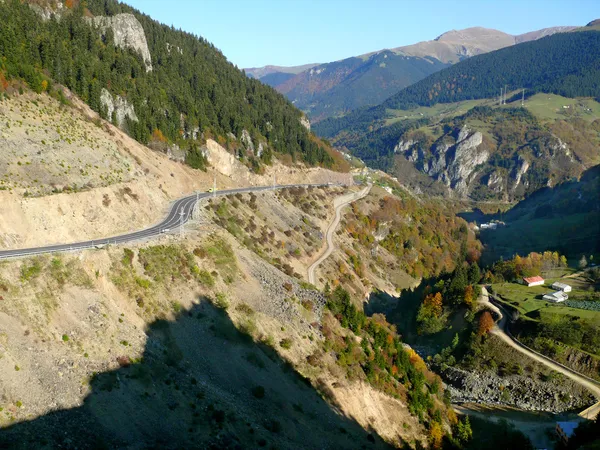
[393,115,582,201]
[396,125,488,197]
[100,88,138,129]
[28,1,64,20]
[300,115,311,131]
[90,13,152,72]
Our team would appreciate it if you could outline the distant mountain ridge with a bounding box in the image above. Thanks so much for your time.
[245,63,319,79]
[246,25,577,122]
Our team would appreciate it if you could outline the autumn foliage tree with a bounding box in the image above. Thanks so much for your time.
[463,284,475,309]
[477,311,495,336]
[417,292,446,334]
[428,421,444,449]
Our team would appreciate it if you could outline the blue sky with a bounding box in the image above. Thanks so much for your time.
[125,0,599,68]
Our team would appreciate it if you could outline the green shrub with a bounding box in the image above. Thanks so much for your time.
[279,338,293,349]
[214,292,229,310]
[196,269,215,287]
[20,259,42,282]
[62,334,69,342]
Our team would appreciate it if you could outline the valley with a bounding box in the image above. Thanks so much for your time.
[0,0,598,449]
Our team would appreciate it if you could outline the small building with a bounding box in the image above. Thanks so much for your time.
[522,276,545,287]
[556,421,578,445]
[543,291,568,302]
[551,282,572,292]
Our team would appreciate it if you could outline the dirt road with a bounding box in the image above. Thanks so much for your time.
[307,185,371,286]
[479,286,600,419]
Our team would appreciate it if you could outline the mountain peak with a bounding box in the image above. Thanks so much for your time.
[434,26,511,43]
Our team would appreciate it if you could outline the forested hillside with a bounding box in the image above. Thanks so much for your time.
[0,0,333,168]
[275,50,448,122]
[382,29,600,110]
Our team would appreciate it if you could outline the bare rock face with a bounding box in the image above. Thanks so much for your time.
[486,171,504,193]
[240,129,255,154]
[447,126,488,195]
[29,1,64,21]
[512,156,530,191]
[90,14,152,72]
[100,88,138,128]
[300,115,311,131]
[396,125,488,197]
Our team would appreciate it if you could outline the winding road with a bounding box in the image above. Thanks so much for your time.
[0,183,335,260]
[307,184,371,285]
[479,286,600,419]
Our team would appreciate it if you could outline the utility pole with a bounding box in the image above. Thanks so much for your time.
[499,87,503,105]
[212,174,217,199]
[521,88,525,106]
[179,207,185,238]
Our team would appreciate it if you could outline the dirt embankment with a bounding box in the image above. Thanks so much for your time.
[0,92,352,250]
[0,208,422,448]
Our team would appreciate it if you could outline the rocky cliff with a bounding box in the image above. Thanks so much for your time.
[393,109,584,201]
[90,13,152,72]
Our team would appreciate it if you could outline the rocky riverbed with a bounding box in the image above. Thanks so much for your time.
[444,366,595,413]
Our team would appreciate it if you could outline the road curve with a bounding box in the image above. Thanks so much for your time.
[307,184,371,285]
[479,287,600,419]
[0,183,337,260]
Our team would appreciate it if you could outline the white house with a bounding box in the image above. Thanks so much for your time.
[522,276,544,287]
[543,291,568,302]
[551,282,572,292]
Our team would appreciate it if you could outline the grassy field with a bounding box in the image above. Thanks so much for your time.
[492,273,600,324]
[384,99,487,126]
[383,93,600,128]
[523,93,600,122]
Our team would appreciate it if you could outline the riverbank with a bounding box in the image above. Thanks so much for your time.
[455,403,583,449]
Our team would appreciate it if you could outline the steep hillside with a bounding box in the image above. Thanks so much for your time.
[249,25,574,122]
[0,183,474,448]
[0,0,336,171]
[0,89,352,250]
[392,106,597,201]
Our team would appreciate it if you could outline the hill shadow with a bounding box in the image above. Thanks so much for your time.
[0,298,394,449]
[458,165,600,264]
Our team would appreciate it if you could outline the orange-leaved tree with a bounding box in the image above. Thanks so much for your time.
[477,311,495,336]
[423,292,443,318]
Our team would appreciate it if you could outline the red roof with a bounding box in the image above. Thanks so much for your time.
[523,276,544,284]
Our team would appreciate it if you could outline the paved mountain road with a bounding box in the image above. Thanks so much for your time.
[307,184,371,285]
[0,183,334,260]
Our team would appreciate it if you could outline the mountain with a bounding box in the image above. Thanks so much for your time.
[244,63,319,79]
[0,0,336,171]
[247,26,576,122]
[313,28,600,201]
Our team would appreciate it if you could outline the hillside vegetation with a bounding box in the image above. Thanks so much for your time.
[0,183,482,448]
[0,0,334,169]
